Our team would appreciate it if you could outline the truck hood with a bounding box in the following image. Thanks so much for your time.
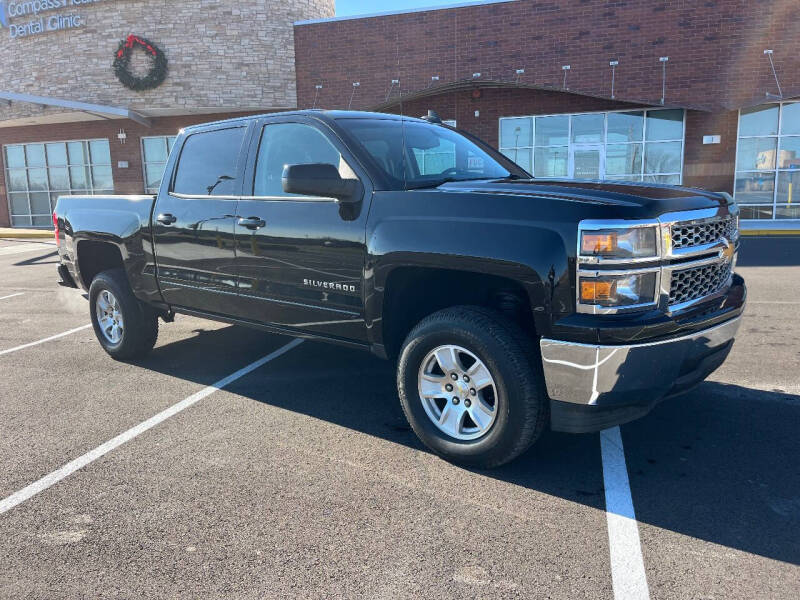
[440,178,731,212]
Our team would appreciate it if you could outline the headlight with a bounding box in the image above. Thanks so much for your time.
[580,226,658,259]
[579,272,657,307]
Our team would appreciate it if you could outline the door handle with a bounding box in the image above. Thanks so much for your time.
[238,216,266,230]
[157,213,177,225]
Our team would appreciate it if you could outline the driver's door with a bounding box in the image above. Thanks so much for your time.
[228,117,373,343]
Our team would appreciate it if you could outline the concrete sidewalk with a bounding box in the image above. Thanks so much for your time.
[0,228,53,239]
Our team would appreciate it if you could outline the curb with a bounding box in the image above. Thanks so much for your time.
[740,230,800,237]
[0,232,55,239]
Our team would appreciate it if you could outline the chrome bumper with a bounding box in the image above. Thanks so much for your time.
[539,317,741,406]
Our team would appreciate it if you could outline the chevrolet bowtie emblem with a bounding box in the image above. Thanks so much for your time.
[720,239,735,262]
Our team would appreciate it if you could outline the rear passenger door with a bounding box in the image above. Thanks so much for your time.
[229,117,372,343]
[152,123,250,314]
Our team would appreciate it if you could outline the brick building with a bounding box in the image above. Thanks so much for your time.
[0,0,333,227]
[294,0,800,227]
[2,0,799,228]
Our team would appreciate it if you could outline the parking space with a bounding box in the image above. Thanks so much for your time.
[0,237,798,598]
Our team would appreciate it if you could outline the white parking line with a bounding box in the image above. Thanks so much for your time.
[601,426,650,600]
[0,337,303,515]
[0,324,93,357]
[0,292,24,301]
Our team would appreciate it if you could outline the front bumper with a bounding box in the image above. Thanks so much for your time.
[541,315,741,433]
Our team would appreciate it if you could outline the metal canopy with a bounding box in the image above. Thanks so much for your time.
[0,91,152,127]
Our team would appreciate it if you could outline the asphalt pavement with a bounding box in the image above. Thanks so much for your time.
[0,236,797,599]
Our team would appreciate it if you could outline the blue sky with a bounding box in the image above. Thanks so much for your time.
[336,0,487,17]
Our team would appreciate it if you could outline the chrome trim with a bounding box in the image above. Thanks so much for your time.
[540,316,741,405]
[661,253,734,314]
[577,219,662,266]
[576,205,739,314]
[160,280,359,315]
[168,192,337,202]
[576,266,661,315]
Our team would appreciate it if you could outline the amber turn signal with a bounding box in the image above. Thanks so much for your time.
[580,280,614,302]
[581,233,617,254]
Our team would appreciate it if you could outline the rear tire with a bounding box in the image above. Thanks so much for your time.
[89,269,158,360]
[397,306,548,468]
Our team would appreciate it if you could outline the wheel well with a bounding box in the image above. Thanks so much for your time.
[381,267,537,359]
[76,241,124,288]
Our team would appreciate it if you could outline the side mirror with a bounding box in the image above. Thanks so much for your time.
[281,163,361,202]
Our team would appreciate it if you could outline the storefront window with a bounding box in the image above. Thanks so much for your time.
[141,136,177,194]
[499,109,684,183]
[735,102,800,219]
[4,139,113,227]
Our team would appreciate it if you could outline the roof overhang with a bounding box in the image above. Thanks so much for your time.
[370,79,712,113]
[0,91,152,127]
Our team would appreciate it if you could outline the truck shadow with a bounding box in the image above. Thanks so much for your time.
[12,250,59,267]
[134,324,800,566]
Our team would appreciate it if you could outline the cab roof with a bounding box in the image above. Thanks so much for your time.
[181,109,424,134]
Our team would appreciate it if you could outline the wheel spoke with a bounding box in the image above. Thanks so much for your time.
[439,403,465,436]
[434,346,461,373]
[467,360,493,390]
[469,399,494,431]
[419,373,445,398]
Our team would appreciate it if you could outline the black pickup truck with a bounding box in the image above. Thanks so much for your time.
[54,110,745,467]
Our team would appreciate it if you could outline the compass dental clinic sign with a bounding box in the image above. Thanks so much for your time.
[0,0,112,39]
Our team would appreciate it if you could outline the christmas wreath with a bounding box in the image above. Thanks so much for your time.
[113,35,168,91]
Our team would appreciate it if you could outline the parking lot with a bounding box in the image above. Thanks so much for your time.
[0,236,798,599]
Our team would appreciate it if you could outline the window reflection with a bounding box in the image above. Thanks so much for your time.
[735,102,800,219]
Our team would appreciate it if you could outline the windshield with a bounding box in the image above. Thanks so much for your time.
[336,118,524,190]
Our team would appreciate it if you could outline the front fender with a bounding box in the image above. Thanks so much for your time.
[364,194,575,346]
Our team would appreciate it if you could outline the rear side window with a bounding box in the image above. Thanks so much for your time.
[172,127,246,196]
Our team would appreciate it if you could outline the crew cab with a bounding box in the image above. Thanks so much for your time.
[54,110,746,467]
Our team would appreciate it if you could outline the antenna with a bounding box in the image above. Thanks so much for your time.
[395,34,407,191]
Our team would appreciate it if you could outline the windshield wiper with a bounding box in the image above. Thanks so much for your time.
[405,176,493,190]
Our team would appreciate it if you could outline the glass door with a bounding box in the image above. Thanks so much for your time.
[570,144,605,180]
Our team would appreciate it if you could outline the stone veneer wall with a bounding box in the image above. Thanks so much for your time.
[0,0,334,122]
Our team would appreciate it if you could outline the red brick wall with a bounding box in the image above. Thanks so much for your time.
[682,110,739,194]
[294,0,799,113]
[0,111,262,227]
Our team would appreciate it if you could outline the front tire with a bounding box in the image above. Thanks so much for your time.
[89,269,158,360]
[397,306,548,468]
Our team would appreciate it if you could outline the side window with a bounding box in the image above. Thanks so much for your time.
[253,123,356,197]
[172,127,246,196]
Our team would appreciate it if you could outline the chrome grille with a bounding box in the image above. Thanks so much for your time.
[669,261,733,306]
[671,216,736,250]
